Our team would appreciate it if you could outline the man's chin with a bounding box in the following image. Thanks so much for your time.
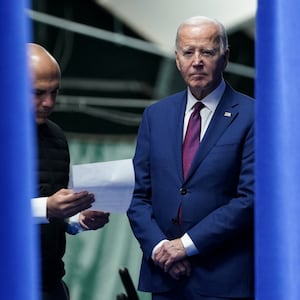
[36,117,47,124]
[189,78,207,88]
[189,83,206,93]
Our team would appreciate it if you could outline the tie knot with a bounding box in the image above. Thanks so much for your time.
[192,101,205,116]
[194,101,204,111]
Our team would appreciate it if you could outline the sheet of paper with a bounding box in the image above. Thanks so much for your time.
[72,159,134,213]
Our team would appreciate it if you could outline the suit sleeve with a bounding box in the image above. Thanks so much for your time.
[127,109,167,260]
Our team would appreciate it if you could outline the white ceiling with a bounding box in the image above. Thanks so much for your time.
[96,0,257,55]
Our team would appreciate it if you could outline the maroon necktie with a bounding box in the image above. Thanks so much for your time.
[182,102,204,179]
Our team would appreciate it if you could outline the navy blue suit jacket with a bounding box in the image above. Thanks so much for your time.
[127,84,254,298]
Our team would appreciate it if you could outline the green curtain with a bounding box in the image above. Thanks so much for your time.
[63,134,151,300]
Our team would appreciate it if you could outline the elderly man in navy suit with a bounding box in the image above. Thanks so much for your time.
[127,16,254,300]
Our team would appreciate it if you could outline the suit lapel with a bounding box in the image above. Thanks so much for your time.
[172,92,188,179]
[185,85,239,181]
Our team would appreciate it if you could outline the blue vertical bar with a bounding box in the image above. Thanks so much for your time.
[0,1,38,299]
[256,0,300,299]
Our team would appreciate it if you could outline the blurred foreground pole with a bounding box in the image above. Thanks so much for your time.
[0,1,38,299]
[256,0,300,299]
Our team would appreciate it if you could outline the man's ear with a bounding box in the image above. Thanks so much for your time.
[175,50,181,71]
[222,49,230,70]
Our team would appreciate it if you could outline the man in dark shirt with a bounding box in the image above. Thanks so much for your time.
[28,43,110,300]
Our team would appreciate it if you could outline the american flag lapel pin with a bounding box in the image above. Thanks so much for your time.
[224,111,231,117]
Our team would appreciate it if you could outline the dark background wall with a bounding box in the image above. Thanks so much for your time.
[30,0,254,135]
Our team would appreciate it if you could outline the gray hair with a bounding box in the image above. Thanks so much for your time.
[175,16,228,54]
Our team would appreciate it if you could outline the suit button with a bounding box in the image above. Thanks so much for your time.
[180,188,187,195]
[171,218,178,224]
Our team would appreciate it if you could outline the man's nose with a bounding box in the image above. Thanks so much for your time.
[41,94,55,106]
[192,52,204,65]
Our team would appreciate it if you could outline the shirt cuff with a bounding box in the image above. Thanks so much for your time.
[181,233,199,256]
[66,213,85,235]
[31,197,49,224]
